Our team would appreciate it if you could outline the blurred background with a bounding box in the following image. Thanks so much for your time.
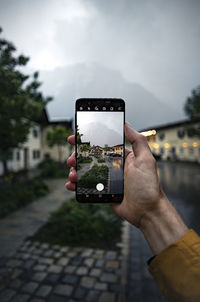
[0,1,200,302]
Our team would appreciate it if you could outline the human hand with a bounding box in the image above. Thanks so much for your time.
[66,123,164,228]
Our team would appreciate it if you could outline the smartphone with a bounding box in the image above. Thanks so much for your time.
[75,98,125,203]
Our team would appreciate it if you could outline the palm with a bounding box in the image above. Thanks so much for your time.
[112,149,162,227]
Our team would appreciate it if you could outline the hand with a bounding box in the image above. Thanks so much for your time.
[66,123,164,228]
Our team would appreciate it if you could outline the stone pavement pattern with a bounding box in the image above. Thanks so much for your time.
[0,179,74,258]
[0,240,122,302]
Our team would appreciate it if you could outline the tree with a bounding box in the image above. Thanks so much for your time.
[76,124,83,143]
[184,86,200,138]
[0,27,52,175]
[184,86,200,119]
[80,144,90,153]
[47,126,72,163]
[104,144,111,151]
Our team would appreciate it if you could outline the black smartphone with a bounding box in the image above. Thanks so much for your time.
[75,98,125,203]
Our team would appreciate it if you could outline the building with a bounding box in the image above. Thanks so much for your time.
[139,118,200,163]
[102,147,113,156]
[112,144,123,156]
[39,109,73,162]
[0,109,73,175]
[90,145,103,157]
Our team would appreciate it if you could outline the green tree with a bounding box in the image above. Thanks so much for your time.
[77,124,83,143]
[47,126,72,163]
[184,86,200,138]
[0,27,52,175]
[184,86,200,119]
[80,144,90,153]
[104,144,110,151]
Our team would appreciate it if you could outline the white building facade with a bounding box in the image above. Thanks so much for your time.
[0,109,73,175]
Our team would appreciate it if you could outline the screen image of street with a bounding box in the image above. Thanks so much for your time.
[77,111,124,195]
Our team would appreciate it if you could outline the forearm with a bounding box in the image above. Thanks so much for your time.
[140,196,188,255]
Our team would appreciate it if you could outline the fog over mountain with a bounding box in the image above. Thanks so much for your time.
[41,63,179,130]
[1,0,199,130]
[79,122,122,147]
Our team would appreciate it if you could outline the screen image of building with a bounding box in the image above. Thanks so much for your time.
[112,144,123,156]
[139,118,200,163]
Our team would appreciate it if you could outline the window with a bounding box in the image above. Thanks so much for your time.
[158,132,165,140]
[16,151,20,161]
[33,150,41,159]
[189,147,194,155]
[179,147,184,154]
[160,147,164,155]
[36,150,40,159]
[177,129,185,139]
[33,129,38,138]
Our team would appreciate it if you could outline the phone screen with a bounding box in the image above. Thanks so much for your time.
[75,98,125,203]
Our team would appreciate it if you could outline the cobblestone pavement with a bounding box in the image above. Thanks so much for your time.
[0,240,122,302]
[0,179,74,258]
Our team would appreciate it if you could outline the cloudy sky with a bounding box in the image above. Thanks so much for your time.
[77,112,123,146]
[0,0,200,129]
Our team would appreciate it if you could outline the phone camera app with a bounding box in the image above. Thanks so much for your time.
[76,103,124,197]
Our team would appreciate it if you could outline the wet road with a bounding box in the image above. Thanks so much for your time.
[127,161,200,302]
[107,157,123,194]
[158,161,200,233]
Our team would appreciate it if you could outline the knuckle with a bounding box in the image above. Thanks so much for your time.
[138,133,147,142]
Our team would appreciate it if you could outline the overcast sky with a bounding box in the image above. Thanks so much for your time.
[77,112,123,146]
[0,0,200,129]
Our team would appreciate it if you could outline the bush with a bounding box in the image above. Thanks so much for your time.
[97,158,105,163]
[0,177,49,218]
[77,156,92,164]
[79,164,108,188]
[34,199,122,248]
[38,158,69,178]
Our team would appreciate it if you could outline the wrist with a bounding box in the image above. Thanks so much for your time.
[139,196,188,254]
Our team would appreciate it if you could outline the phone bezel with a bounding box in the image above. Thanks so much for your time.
[75,98,125,204]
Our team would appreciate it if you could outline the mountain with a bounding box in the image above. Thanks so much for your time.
[41,62,179,130]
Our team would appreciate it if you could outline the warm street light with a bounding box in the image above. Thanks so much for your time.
[164,143,170,149]
[193,142,199,147]
[141,129,157,137]
[183,142,188,148]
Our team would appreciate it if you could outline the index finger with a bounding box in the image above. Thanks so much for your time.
[67,135,75,145]
[125,123,150,157]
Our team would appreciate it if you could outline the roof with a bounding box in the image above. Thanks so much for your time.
[80,142,90,145]
[36,108,73,129]
[112,144,123,148]
[139,117,200,132]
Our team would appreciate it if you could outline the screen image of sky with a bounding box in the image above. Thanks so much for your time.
[77,112,123,147]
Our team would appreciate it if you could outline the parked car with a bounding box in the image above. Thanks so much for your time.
[112,153,122,157]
